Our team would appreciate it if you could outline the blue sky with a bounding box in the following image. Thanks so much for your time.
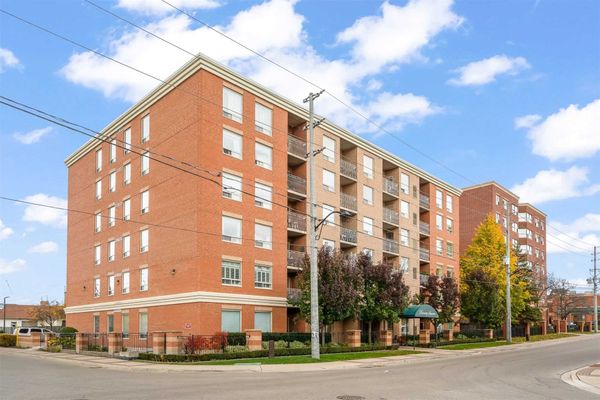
[0,0,599,304]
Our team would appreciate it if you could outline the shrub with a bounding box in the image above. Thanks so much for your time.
[224,345,248,353]
[60,327,78,334]
[289,341,306,349]
[183,332,229,354]
[0,334,16,347]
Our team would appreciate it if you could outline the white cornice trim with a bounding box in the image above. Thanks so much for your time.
[64,290,288,314]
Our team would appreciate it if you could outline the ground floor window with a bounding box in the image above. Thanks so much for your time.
[139,312,148,338]
[122,314,129,338]
[93,315,100,336]
[221,310,241,332]
[254,311,272,332]
[107,314,114,333]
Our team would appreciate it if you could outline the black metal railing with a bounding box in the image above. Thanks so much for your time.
[288,173,306,195]
[288,135,307,159]
[340,193,357,211]
[340,228,357,244]
[122,332,152,353]
[287,211,307,232]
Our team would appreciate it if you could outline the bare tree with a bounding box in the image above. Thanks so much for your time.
[547,275,581,321]
[29,301,65,330]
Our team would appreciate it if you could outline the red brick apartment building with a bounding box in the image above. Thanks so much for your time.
[64,53,461,336]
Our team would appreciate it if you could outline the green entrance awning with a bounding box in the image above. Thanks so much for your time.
[401,304,439,319]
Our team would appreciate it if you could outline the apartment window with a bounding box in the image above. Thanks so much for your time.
[122,314,129,338]
[322,169,335,192]
[94,245,101,265]
[95,180,102,200]
[512,239,518,249]
[96,149,102,172]
[107,206,115,227]
[363,155,374,179]
[323,136,336,162]
[323,239,335,251]
[400,229,409,247]
[535,249,540,258]
[123,235,130,258]
[255,142,272,169]
[436,239,443,256]
[94,278,100,297]
[447,218,454,233]
[95,213,101,232]
[363,185,374,205]
[446,195,453,213]
[363,217,374,236]
[223,129,242,158]
[94,315,100,335]
[400,173,409,194]
[254,311,272,332]
[436,214,443,230]
[436,265,443,277]
[255,102,272,135]
[322,204,335,224]
[109,172,116,192]
[123,163,131,185]
[541,251,545,260]
[400,257,409,273]
[255,182,272,209]
[495,213,500,223]
[122,271,130,294]
[496,195,500,205]
[503,199,508,210]
[447,267,454,278]
[255,223,272,249]
[447,242,454,258]
[108,240,115,262]
[108,275,115,296]
[255,265,272,289]
[141,190,150,214]
[222,216,242,244]
[223,87,242,122]
[141,152,149,175]
[221,310,241,332]
[139,312,148,338]
[123,199,131,221]
[140,268,148,291]
[362,248,374,258]
[400,200,409,218]
[140,229,149,252]
[222,260,241,286]
[123,128,131,154]
[222,172,242,201]
[512,204,518,215]
[435,190,443,209]
[512,222,518,233]
[141,115,150,143]
[110,139,117,163]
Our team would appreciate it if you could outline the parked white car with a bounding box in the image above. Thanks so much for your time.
[16,327,53,337]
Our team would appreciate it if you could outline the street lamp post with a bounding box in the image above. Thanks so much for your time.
[3,296,9,334]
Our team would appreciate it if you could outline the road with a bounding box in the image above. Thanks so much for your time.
[1,335,599,400]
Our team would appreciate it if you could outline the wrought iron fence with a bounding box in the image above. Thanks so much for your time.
[122,332,153,353]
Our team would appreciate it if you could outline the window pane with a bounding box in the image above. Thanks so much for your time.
[363,155,373,178]
[363,217,374,236]
[141,152,150,175]
[122,314,129,336]
[124,129,131,153]
[123,235,130,257]
[255,103,272,135]
[222,216,242,243]
[223,88,242,122]
[140,229,149,252]
[96,149,102,172]
[255,183,272,209]
[322,170,335,192]
[254,311,272,332]
[140,268,148,290]
[96,180,102,199]
[223,129,242,158]
[255,265,272,289]
[139,312,148,335]
[400,201,409,218]
[363,186,373,205]
[141,115,150,142]
[122,272,130,293]
[322,204,335,224]
[141,190,149,213]
[255,224,272,249]
[110,139,117,162]
[222,173,242,201]
[255,143,272,169]
[400,173,409,194]
[221,310,241,332]
[123,199,131,220]
[124,163,131,184]
[222,260,241,285]
[323,136,335,162]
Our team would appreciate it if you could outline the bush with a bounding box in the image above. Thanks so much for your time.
[224,345,248,353]
[0,334,16,347]
[59,327,78,334]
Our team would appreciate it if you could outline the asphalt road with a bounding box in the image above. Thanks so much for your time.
[1,335,599,400]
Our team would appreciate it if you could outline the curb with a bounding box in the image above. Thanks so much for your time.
[561,366,600,396]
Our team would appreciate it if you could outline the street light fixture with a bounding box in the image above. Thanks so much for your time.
[314,209,353,239]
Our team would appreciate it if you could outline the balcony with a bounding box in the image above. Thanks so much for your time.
[383,176,399,198]
[419,273,430,287]
[287,249,305,268]
[419,247,430,263]
[383,208,400,226]
[288,173,307,199]
[287,288,302,303]
[288,135,307,164]
[340,193,357,213]
[383,239,399,256]
[340,228,357,247]
[287,210,307,236]
[419,194,430,210]
[340,158,357,184]
[419,221,430,236]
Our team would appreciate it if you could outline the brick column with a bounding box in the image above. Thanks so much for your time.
[44,332,56,349]
[379,330,392,346]
[30,332,42,348]
[345,330,361,348]
[245,329,262,351]
[76,333,88,354]
[525,323,531,337]
[108,333,123,355]
[443,329,453,341]
[152,332,167,355]
[541,323,547,335]
[419,329,430,345]
[166,331,182,355]
[587,321,593,332]
[579,322,585,333]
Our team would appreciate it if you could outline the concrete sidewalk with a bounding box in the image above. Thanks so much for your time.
[561,364,600,395]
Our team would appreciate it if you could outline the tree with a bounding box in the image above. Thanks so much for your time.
[438,276,460,325]
[513,245,543,325]
[547,274,580,321]
[29,301,65,330]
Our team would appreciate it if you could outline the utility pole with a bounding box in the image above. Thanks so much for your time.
[3,296,9,333]
[304,90,324,359]
[593,246,598,333]
[505,204,512,343]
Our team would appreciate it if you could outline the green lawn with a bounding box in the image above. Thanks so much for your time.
[199,350,422,365]
[512,333,576,342]
[438,341,513,350]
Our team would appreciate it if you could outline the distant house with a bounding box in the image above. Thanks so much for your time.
[1,301,65,334]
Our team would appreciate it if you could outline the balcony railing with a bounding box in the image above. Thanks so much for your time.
[288,135,307,159]
[288,173,307,195]
[383,208,400,226]
[287,288,302,302]
[287,250,305,267]
[340,228,357,244]
[340,158,357,180]
[383,239,399,255]
[383,176,399,196]
[419,194,430,209]
[420,273,430,286]
[419,247,430,262]
[419,221,430,236]
[287,211,307,232]
[340,193,357,211]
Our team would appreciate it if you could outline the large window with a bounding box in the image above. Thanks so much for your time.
[141,190,149,213]
[110,139,117,163]
[400,257,409,272]
[255,265,272,289]
[94,278,100,297]
[363,217,374,236]
[122,314,129,338]
[223,129,242,158]
[222,260,241,286]
[221,310,241,332]
[436,239,443,256]
[223,87,242,122]
[123,128,131,154]
[123,163,131,185]
[255,223,272,249]
[139,312,148,338]
[436,214,443,230]
[222,216,242,244]
[108,240,115,262]
[141,151,150,175]
[123,198,131,221]
[435,190,443,209]
[363,185,373,205]
[254,311,272,332]
[94,245,101,265]
[108,206,116,227]
[95,212,101,232]
[140,229,149,252]
[255,102,272,135]
[323,136,336,162]
[122,235,130,258]
[363,155,374,179]
[447,242,454,258]
[222,172,242,201]
[95,180,102,200]
[255,142,272,169]
[446,195,453,213]
[140,268,148,291]
[400,229,409,247]
[322,169,335,192]
[108,275,115,296]
[255,182,272,209]
[96,148,102,172]
[322,204,335,224]
[400,200,409,218]
[109,172,116,192]
[400,173,409,194]
[122,271,130,294]
[141,115,150,143]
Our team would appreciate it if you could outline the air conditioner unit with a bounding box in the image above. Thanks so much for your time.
[223,110,233,119]
[223,191,233,199]
[255,200,264,207]
[141,207,148,214]
[256,241,264,248]
[256,125,265,133]
[223,148,233,155]
[222,235,232,242]
[123,252,129,258]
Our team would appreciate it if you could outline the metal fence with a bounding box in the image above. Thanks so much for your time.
[179,332,247,354]
[122,333,152,353]
[84,333,109,352]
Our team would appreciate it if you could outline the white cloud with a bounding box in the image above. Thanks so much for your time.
[448,55,530,86]
[13,127,52,145]
[0,219,14,240]
[61,0,461,134]
[117,0,223,16]
[519,99,600,162]
[28,241,59,254]
[365,92,441,132]
[22,194,68,228]
[511,166,600,204]
[547,214,600,254]
[0,48,21,73]
[514,114,541,129]
[0,258,26,275]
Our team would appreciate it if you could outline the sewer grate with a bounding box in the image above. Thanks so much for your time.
[336,396,366,400]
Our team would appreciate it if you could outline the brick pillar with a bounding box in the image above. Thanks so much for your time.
[345,330,361,348]
[443,329,453,341]
[30,332,41,348]
[108,333,123,355]
[580,322,585,333]
[587,321,593,332]
[483,329,494,339]
[44,332,56,349]
[419,329,430,345]
[245,329,262,351]
[166,331,182,355]
[152,332,167,355]
[525,323,531,337]
[541,322,547,335]
[75,333,88,354]
[379,330,392,346]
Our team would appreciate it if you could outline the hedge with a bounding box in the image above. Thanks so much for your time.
[139,344,393,362]
[0,334,17,347]
[59,327,78,334]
